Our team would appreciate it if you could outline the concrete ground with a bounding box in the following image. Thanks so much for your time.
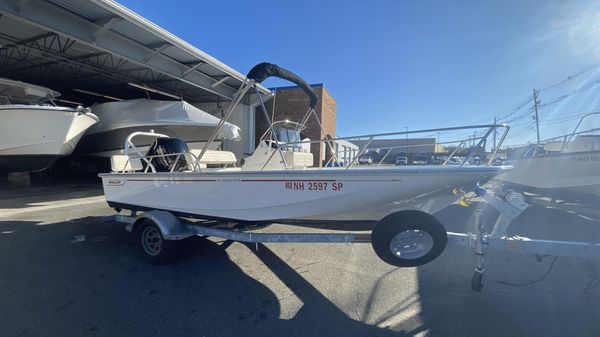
[1,179,600,337]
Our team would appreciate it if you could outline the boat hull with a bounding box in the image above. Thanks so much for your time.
[101,166,509,223]
[76,99,239,157]
[0,106,98,172]
[496,151,600,199]
[75,125,219,157]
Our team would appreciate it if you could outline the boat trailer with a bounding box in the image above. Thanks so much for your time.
[105,189,600,292]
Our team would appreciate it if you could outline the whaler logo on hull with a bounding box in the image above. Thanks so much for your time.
[107,179,126,186]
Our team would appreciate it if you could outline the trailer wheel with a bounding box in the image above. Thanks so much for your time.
[135,219,173,264]
[372,211,447,267]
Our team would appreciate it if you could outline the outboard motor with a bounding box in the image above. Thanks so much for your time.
[146,138,190,172]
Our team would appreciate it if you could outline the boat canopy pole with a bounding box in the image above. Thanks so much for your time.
[300,107,339,164]
[247,62,318,109]
[195,63,320,168]
[254,85,289,168]
[194,80,252,165]
[462,126,495,167]
[247,63,343,165]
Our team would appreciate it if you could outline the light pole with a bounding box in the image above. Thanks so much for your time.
[405,127,408,153]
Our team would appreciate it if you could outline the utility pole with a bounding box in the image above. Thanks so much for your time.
[405,127,408,153]
[533,89,541,149]
[493,117,497,150]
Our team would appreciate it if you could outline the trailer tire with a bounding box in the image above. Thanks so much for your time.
[135,219,174,264]
[372,210,447,267]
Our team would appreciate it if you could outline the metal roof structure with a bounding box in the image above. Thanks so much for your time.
[0,0,270,105]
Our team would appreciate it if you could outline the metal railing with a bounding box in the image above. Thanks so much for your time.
[115,124,509,174]
[266,123,510,169]
[113,75,511,173]
[511,112,600,158]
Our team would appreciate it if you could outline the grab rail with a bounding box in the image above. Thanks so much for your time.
[561,112,600,152]
[116,123,509,173]
[273,123,509,169]
[118,151,202,173]
[510,113,600,157]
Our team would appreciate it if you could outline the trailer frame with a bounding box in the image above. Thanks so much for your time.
[104,188,600,291]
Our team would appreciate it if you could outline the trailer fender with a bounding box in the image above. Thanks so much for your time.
[129,211,193,240]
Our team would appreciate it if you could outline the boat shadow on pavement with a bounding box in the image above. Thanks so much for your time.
[3,201,600,336]
[0,216,414,337]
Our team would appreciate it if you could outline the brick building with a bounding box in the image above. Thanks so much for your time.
[255,84,336,166]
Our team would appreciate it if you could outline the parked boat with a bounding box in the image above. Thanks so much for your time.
[100,63,511,267]
[75,99,241,157]
[496,113,600,202]
[0,78,99,172]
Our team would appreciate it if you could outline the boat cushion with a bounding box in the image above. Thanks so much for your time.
[111,155,144,172]
[190,149,237,166]
[284,151,314,168]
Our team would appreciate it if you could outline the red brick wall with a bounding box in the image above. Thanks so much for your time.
[255,85,336,166]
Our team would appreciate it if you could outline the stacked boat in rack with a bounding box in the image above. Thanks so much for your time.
[75,99,241,157]
[0,78,99,172]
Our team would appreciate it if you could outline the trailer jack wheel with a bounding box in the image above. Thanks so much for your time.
[135,219,174,264]
[471,270,484,292]
[372,211,448,267]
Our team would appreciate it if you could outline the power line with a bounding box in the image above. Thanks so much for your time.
[538,78,600,108]
[539,63,600,92]
[539,108,600,126]
[475,63,600,144]
[503,76,600,125]
[504,105,535,124]
[498,97,534,122]
[506,121,536,139]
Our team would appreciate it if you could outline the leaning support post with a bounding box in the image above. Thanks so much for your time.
[311,108,338,165]
[462,126,494,167]
[443,140,465,165]
[471,210,486,292]
[347,136,374,169]
[487,125,510,165]
[255,86,289,168]
[298,107,339,166]
[195,80,252,169]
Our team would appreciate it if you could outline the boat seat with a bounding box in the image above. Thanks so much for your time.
[190,149,237,166]
[110,155,144,172]
[285,151,313,168]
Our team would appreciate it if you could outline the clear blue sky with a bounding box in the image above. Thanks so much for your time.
[120,0,600,146]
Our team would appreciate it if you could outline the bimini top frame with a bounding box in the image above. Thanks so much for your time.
[187,62,511,171]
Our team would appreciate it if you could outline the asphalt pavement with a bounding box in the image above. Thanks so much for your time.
[1,179,600,337]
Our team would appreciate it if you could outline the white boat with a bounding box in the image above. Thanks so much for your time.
[496,113,600,201]
[100,62,511,266]
[103,164,505,222]
[76,99,241,157]
[0,78,99,172]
